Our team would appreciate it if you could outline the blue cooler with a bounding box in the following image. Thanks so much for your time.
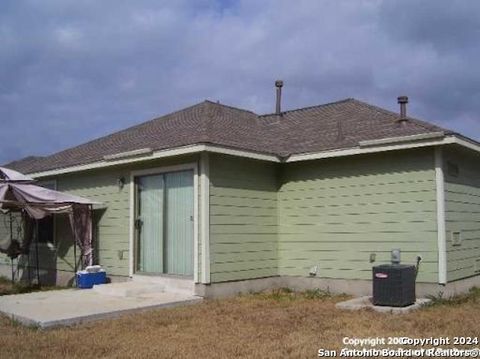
[77,270,107,289]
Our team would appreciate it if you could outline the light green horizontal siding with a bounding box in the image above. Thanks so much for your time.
[55,167,130,276]
[1,146,452,286]
[209,154,278,282]
[278,148,439,283]
[444,148,480,281]
[27,155,200,279]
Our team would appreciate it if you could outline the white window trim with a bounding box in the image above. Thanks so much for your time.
[128,162,199,282]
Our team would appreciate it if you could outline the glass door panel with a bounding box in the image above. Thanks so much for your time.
[164,170,194,276]
[136,174,164,273]
[135,169,194,276]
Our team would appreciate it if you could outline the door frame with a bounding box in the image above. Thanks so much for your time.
[128,163,198,281]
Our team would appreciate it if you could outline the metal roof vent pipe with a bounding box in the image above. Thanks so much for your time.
[275,80,283,115]
[397,95,409,125]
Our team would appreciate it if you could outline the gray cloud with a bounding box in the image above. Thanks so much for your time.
[379,0,480,52]
[1,0,479,164]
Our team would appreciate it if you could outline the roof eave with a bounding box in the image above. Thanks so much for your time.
[26,134,480,179]
[286,134,480,163]
[28,144,281,179]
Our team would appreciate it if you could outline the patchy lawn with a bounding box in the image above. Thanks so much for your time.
[0,288,479,358]
[0,276,18,295]
[0,276,64,296]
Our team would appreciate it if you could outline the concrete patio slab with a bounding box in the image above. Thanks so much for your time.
[0,283,202,328]
[335,296,431,314]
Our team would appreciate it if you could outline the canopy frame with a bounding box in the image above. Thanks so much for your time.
[0,167,98,287]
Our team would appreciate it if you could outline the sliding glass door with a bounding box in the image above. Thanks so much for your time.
[136,174,164,273]
[135,170,194,276]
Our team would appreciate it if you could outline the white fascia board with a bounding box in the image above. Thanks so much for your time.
[359,132,445,147]
[103,148,153,161]
[205,145,280,162]
[30,145,205,178]
[286,137,457,162]
[26,135,480,178]
[451,136,480,153]
[29,144,280,179]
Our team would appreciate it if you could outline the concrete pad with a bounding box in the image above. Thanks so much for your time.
[132,275,195,295]
[335,296,431,314]
[0,283,202,328]
[92,281,165,297]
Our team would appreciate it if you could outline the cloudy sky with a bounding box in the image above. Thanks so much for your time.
[1,0,479,164]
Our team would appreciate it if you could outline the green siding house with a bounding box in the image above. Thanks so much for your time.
[1,95,479,297]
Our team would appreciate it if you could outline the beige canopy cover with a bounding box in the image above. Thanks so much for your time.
[0,167,99,268]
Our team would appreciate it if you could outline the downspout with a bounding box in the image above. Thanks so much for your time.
[435,147,447,285]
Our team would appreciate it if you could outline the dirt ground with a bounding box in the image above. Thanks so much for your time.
[0,288,479,358]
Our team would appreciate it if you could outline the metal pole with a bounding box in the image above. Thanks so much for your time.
[73,212,77,288]
[35,220,40,287]
[27,220,31,283]
[9,212,14,284]
[27,213,31,283]
[27,261,31,283]
[10,259,14,284]
[89,204,94,266]
[27,219,31,284]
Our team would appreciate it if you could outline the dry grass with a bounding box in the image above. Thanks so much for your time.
[0,288,479,358]
[0,276,17,295]
[0,280,43,296]
[0,276,64,296]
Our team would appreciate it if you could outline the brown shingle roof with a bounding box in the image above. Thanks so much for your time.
[4,156,45,173]
[262,98,449,156]
[5,98,452,174]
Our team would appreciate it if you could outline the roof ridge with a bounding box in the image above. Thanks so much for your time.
[119,100,208,132]
[203,100,258,115]
[259,98,355,117]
